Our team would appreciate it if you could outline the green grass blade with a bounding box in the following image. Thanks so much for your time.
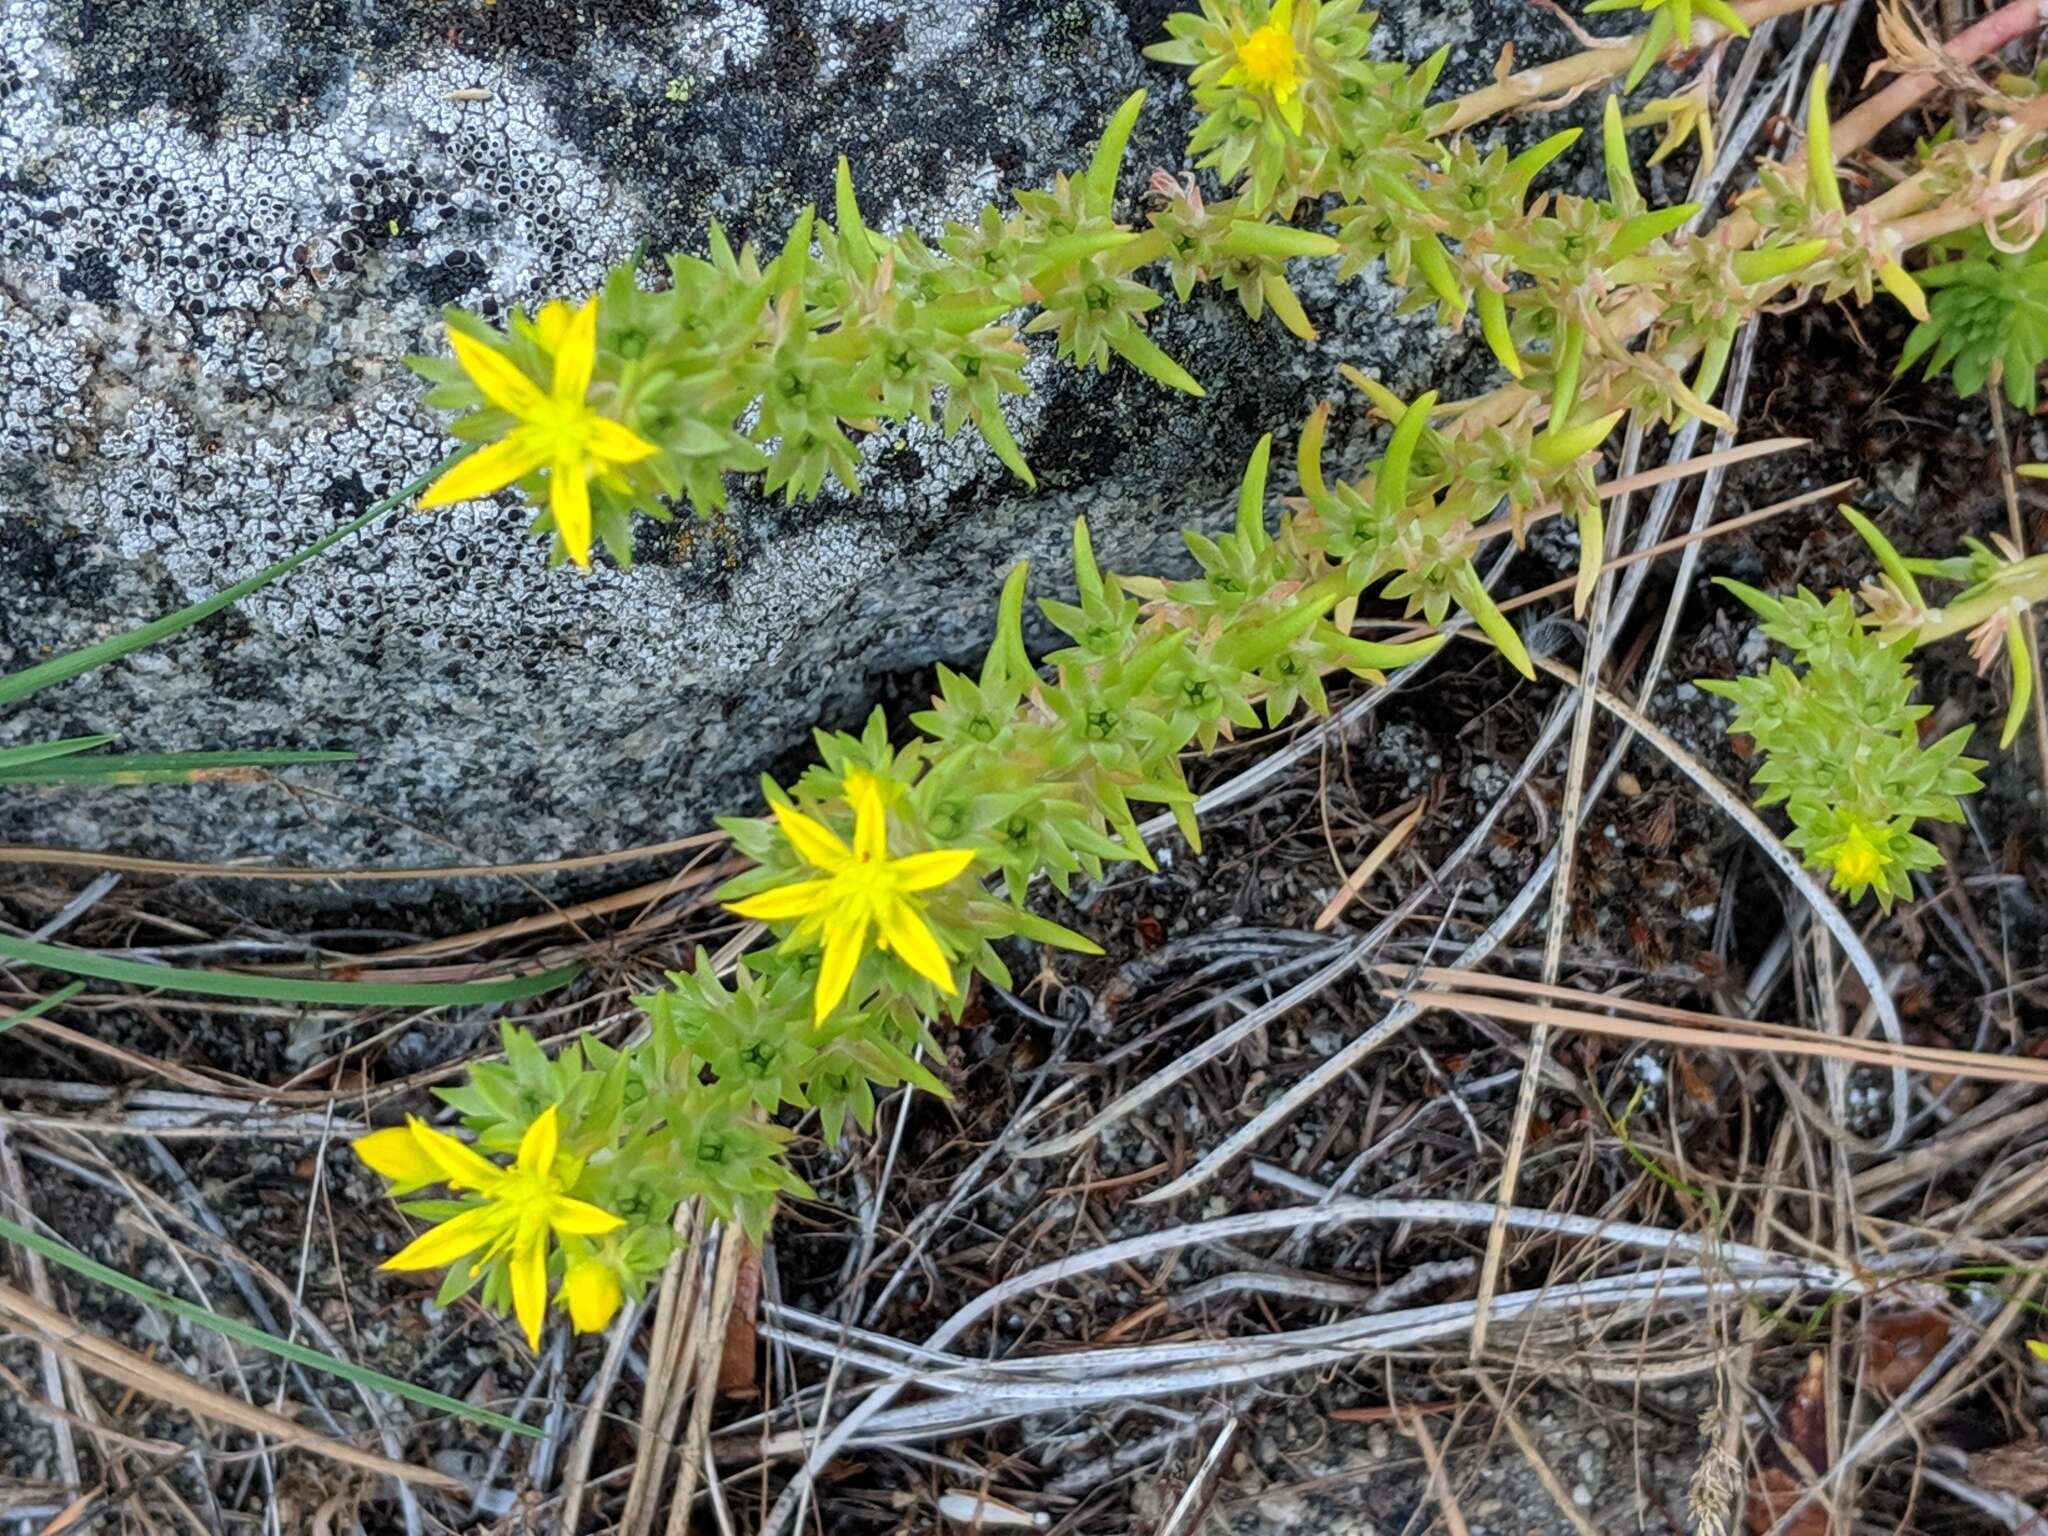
[0,736,118,769]
[0,749,356,786]
[0,455,454,710]
[0,981,86,1036]
[0,933,579,1006]
[0,1214,538,1437]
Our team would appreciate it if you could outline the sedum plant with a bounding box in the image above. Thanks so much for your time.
[1144,0,1973,617]
[358,1009,814,1347]
[1149,1,2044,908]
[1899,225,2048,411]
[356,0,2048,1348]
[1699,573,1986,908]
[358,436,1445,1344]
[1690,68,2048,904]
[1896,61,2048,411]
[408,94,1337,569]
[1696,542,2039,906]
[1702,503,2048,907]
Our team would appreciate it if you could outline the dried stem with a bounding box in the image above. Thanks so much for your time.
[1442,0,1836,132]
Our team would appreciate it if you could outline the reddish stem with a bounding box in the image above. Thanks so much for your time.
[1825,0,2047,163]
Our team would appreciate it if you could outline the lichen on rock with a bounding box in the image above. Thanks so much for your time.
[0,0,1492,904]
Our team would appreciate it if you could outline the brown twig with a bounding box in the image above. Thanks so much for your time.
[0,831,723,881]
[0,1282,458,1491]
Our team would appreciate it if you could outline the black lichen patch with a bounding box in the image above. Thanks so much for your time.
[50,0,449,131]
[414,247,486,308]
[51,4,242,133]
[1016,0,1097,50]
[332,163,435,273]
[50,5,228,133]
[56,243,119,302]
[523,0,1105,263]
[633,501,749,592]
[813,8,908,116]
[0,512,62,666]
[447,0,681,61]
[1109,0,1182,54]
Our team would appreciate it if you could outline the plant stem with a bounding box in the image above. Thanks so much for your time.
[1441,88,2048,464]
[1889,171,2048,248]
[1439,0,2048,456]
[1909,556,2048,645]
[1442,0,1831,133]
[1823,0,2048,165]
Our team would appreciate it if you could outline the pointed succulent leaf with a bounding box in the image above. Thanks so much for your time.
[1805,67,1845,215]
[1532,408,1625,467]
[1452,565,1535,679]
[1084,91,1147,214]
[1106,329,1205,397]
[1502,129,1582,206]
[1548,321,1586,433]
[1605,205,1697,263]
[1475,283,1523,379]
[2004,618,2036,750]
[1297,401,1333,513]
[1218,221,1341,261]
[1838,505,1927,613]
[1376,389,1438,520]
[1236,433,1274,546]
[833,158,877,278]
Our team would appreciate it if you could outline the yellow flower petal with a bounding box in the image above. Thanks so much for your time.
[448,328,547,417]
[850,778,889,865]
[1829,824,1884,889]
[550,1196,626,1238]
[728,876,839,921]
[509,1236,549,1351]
[409,1119,506,1192]
[876,897,956,994]
[843,769,885,806]
[814,908,869,1024]
[551,455,594,568]
[533,300,575,353]
[552,299,599,406]
[382,1203,508,1272]
[517,1105,560,1180]
[587,416,658,467]
[750,774,988,1023]
[418,434,549,508]
[354,1126,441,1190]
[890,847,976,892]
[772,801,852,872]
[561,1259,623,1334]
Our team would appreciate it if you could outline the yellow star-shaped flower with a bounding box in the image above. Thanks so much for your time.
[1824,820,1886,894]
[727,773,977,1024]
[418,298,657,569]
[1223,0,1305,134]
[358,1106,624,1350]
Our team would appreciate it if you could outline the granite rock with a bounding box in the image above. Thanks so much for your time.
[0,0,1538,910]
